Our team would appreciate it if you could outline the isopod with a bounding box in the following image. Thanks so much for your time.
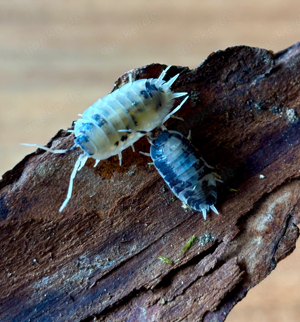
[148,129,220,219]
[22,65,188,212]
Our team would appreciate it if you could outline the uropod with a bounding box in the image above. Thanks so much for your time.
[22,65,189,212]
[148,129,220,219]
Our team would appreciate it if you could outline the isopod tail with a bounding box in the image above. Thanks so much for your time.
[173,92,188,98]
[201,207,208,220]
[157,65,172,81]
[210,204,219,215]
[158,65,188,99]
[59,153,88,212]
[162,95,189,124]
[162,73,180,89]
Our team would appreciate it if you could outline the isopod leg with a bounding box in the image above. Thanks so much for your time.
[129,73,133,85]
[187,130,192,140]
[118,152,122,166]
[78,156,88,171]
[139,151,151,157]
[131,144,135,152]
[170,115,184,122]
[212,172,223,183]
[59,153,88,212]
[200,157,214,169]
[94,159,101,168]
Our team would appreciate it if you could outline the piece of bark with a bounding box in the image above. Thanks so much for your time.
[1,43,300,322]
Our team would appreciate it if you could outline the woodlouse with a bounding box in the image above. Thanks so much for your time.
[22,65,188,212]
[148,130,220,219]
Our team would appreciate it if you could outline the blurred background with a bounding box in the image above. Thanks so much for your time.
[1,1,300,321]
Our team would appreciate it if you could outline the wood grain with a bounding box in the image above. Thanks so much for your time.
[1,44,300,321]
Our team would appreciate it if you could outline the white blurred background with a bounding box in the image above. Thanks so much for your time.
[1,1,300,321]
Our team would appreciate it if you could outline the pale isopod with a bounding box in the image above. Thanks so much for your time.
[148,130,220,219]
[22,65,188,212]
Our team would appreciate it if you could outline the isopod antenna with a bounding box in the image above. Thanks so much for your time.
[20,142,75,154]
[59,153,88,212]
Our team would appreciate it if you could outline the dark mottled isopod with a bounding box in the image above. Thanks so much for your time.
[150,130,219,219]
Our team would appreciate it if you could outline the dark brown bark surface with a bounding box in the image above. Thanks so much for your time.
[1,44,300,321]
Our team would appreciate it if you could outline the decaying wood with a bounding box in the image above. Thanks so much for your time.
[1,44,300,322]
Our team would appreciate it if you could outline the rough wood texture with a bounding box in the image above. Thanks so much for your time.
[1,44,300,322]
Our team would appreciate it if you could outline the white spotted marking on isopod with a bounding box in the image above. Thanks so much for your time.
[22,65,189,212]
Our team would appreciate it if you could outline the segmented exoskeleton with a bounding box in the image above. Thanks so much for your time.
[22,65,188,212]
[149,130,220,219]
